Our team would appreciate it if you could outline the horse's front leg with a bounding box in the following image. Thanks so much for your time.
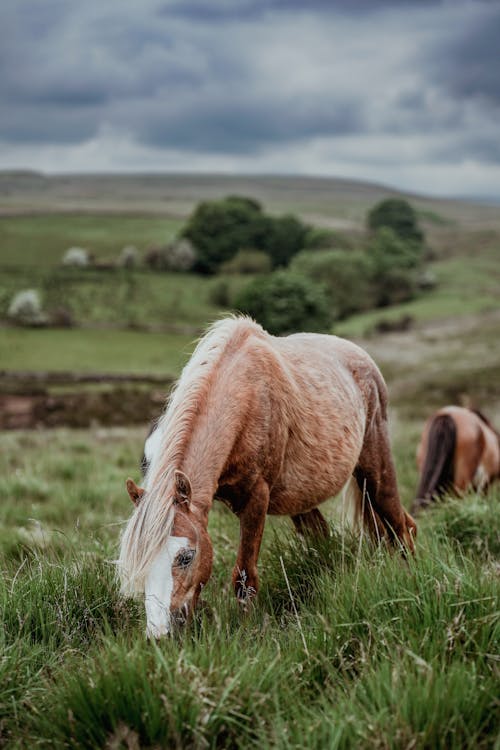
[232,477,269,604]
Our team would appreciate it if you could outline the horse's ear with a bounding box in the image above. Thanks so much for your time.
[173,470,192,507]
[126,478,145,507]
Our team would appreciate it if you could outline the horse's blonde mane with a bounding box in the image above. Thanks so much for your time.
[118,316,261,595]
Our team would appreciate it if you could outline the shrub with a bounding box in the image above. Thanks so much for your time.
[235,271,332,335]
[61,247,90,267]
[264,214,309,268]
[183,197,310,273]
[368,228,421,306]
[49,306,74,328]
[208,278,231,307]
[183,197,268,274]
[291,249,376,319]
[143,240,195,272]
[368,198,424,245]
[144,245,164,270]
[118,245,140,269]
[161,239,196,272]
[7,289,46,326]
[220,249,272,275]
[303,227,354,251]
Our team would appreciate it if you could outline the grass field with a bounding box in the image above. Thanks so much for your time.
[0,423,499,748]
[0,327,194,374]
[0,266,217,330]
[1,175,499,748]
[0,214,183,267]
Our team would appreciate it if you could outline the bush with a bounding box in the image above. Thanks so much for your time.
[235,271,332,335]
[264,214,309,268]
[183,197,268,274]
[182,196,310,273]
[161,239,196,272]
[368,198,424,245]
[303,227,354,251]
[220,249,272,275]
[118,246,140,269]
[61,247,90,267]
[144,245,164,270]
[208,278,232,307]
[369,228,421,306]
[143,240,195,272]
[7,289,46,326]
[291,249,376,319]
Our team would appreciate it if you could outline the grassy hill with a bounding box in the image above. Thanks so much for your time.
[0,173,499,747]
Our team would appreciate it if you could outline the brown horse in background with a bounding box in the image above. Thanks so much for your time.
[119,317,416,637]
[412,405,500,514]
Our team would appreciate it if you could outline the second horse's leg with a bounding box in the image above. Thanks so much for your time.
[292,508,329,537]
[232,477,269,603]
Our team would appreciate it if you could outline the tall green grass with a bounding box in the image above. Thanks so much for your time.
[1,426,499,748]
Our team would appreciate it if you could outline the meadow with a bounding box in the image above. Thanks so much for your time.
[1,173,499,748]
[0,424,499,748]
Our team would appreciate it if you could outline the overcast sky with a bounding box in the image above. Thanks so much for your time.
[1,0,499,198]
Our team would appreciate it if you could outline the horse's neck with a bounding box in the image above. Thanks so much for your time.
[179,382,242,522]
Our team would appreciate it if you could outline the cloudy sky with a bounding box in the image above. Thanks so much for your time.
[1,0,499,198]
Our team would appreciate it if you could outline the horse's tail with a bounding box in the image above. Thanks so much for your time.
[412,414,456,513]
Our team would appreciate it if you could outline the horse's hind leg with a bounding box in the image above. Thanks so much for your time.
[354,419,416,553]
[292,508,329,538]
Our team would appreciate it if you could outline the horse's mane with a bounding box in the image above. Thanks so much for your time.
[118,316,261,595]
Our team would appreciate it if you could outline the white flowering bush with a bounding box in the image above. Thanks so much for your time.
[119,245,140,269]
[162,239,196,271]
[7,289,46,325]
[62,247,90,267]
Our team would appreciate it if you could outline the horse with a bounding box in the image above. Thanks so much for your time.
[118,317,416,637]
[411,405,500,514]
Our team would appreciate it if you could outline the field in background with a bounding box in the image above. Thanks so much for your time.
[1,172,499,747]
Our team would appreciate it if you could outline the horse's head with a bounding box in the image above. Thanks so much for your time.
[126,470,213,638]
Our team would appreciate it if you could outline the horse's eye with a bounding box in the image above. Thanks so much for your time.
[174,549,195,568]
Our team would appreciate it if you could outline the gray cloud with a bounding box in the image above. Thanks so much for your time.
[163,0,443,23]
[0,0,499,196]
[429,3,500,105]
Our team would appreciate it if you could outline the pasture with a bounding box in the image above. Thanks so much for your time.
[1,424,499,748]
[1,173,499,748]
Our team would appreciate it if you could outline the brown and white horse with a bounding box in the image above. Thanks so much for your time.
[118,317,416,637]
[412,405,500,514]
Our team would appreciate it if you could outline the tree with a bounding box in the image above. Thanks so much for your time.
[368,198,424,245]
[368,228,420,306]
[235,271,332,335]
[291,249,376,319]
[182,197,310,273]
[183,197,268,274]
[265,215,309,268]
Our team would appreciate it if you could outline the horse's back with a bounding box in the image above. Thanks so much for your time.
[425,406,499,489]
[274,333,385,400]
[256,332,386,513]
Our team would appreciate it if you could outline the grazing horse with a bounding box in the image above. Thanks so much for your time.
[118,317,416,637]
[411,405,500,514]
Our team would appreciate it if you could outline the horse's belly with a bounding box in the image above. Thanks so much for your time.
[268,420,364,516]
[268,484,346,516]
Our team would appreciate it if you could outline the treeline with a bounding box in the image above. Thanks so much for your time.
[5,195,432,335]
[181,195,431,334]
